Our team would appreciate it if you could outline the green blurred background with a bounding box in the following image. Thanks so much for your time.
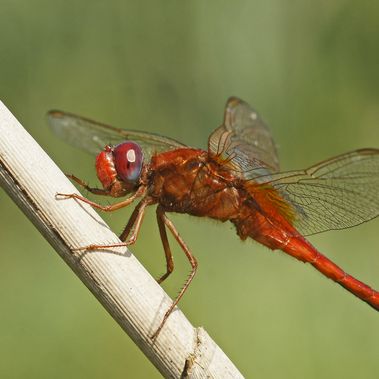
[1,1,379,378]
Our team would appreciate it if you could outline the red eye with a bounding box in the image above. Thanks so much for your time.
[113,141,143,183]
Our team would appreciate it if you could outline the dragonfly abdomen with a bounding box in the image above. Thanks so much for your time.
[282,236,379,311]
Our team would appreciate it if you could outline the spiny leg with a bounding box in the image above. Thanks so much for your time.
[66,174,111,196]
[151,208,198,339]
[57,185,146,212]
[156,205,174,284]
[77,197,153,251]
[118,200,147,242]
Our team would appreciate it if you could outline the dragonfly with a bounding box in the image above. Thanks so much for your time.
[48,97,379,338]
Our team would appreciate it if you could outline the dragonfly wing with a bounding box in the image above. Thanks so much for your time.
[47,110,187,160]
[208,97,280,178]
[259,149,379,236]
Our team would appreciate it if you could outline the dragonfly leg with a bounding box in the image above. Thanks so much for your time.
[76,197,153,251]
[57,185,146,212]
[66,174,110,196]
[117,197,154,244]
[155,205,174,284]
[151,207,198,339]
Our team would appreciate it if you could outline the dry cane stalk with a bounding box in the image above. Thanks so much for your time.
[0,101,245,379]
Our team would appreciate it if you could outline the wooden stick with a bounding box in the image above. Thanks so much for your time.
[0,101,245,379]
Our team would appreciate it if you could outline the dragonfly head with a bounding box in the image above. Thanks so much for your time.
[96,141,144,195]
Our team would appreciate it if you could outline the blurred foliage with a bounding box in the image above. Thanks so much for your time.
[1,1,379,378]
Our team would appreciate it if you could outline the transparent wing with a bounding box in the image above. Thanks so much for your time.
[258,149,379,236]
[47,110,186,160]
[208,97,279,179]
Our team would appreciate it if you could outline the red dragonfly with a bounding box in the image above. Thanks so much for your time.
[48,97,379,338]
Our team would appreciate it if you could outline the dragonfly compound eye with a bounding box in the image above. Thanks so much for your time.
[113,141,143,183]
